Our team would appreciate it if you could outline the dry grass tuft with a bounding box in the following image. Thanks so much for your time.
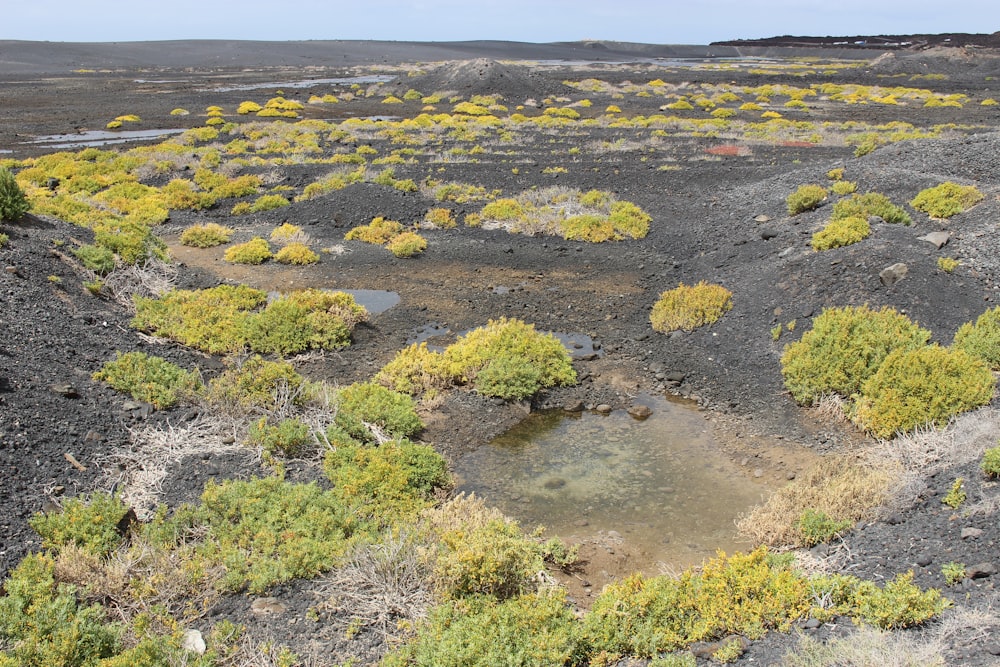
[102,258,178,312]
[737,455,897,548]
[783,625,946,667]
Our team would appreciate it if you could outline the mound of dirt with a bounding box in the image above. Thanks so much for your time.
[398,58,571,104]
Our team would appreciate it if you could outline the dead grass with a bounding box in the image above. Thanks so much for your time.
[103,257,178,312]
[783,625,946,666]
[99,414,247,520]
[736,454,898,548]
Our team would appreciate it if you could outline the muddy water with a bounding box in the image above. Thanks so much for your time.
[453,395,770,570]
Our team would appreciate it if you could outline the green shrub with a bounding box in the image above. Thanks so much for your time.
[224,237,272,264]
[583,547,810,655]
[93,219,168,265]
[205,355,306,412]
[0,166,30,221]
[345,216,404,244]
[830,180,857,195]
[796,509,852,546]
[941,562,966,586]
[72,243,116,275]
[132,284,267,355]
[937,256,959,273]
[29,491,131,557]
[810,215,870,250]
[831,192,911,225]
[324,439,448,525]
[0,553,119,666]
[444,317,577,400]
[650,281,733,333]
[387,230,427,257]
[608,200,652,239]
[383,591,582,667]
[942,477,967,509]
[852,345,994,438]
[787,184,828,215]
[561,214,615,242]
[953,306,1000,369]
[850,572,948,629]
[981,445,1000,478]
[780,305,931,405]
[93,351,201,409]
[910,182,984,219]
[274,241,319,265]
[423,207,457,228]
[374,342,452,399]
[179,222,233,248]
[247,417,313,457]
[332,381,423,443]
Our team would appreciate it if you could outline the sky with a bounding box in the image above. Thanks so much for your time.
[3,1,998,45]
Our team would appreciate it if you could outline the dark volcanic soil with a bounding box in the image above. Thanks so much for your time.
[2,39,1000,665]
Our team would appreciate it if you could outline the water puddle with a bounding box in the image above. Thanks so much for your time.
[212,74,393,93]
[25,128,186,149]
[453,395,768,570]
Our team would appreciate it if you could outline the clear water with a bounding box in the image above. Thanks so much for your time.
[212,75,393,93]
[454,395,767,569]
[26,128,186,149]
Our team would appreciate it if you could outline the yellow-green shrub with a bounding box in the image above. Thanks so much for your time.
[387,230,427,257]
[274,242,319,265]
[650,281,732,333]
[786,184,828,215]
[810,215,870,250]
[830,180,857,195]
[179,222,233,248]
[780,305,930,405]
[204,355,305,412]
[28,491,131,557]
[93,351,201,409]
[423,207,457,228]
[831,192,911,225]
[852,345,995,438]
[224,237,272,264]
[93,219,168,265]
[953,306,1000,369]
[329,381,423,443]
[375,342,452,398]
[269,222,301,242]
[910,181,984,219]
[345,216,404,244]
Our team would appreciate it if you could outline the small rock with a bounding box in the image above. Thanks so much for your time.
[760,227,779,240]
[574,520,589,528]
[563,400,585,412]
[961,527,984,540]
[967,562,997,579]
[879,262,908,287]
[543,478,567,490]
[885,513,904,525]
[919,231,951,249]
[627,404,653,420]
[916,554,933,567]
[251,597,288,616]
[181,629,206,654]
[803,618,822,630]
[754,214,771,223]
[83,430,103,443]
[595,404,613,414]
[753,468,764,478]
[665,370,686,383]
[786,472,797,481]
[49,383,80,398]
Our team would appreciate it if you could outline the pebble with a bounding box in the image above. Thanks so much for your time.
[916,554,934,567]
[967,562,997,579]
[961,527,984,540]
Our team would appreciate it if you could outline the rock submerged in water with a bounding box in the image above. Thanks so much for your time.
[627,404,653,420]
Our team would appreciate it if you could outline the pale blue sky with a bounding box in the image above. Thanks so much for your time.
[4,0,998,44]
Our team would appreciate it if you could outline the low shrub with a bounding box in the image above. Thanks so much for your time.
[204,355,306,413]
[324,439,448,525]
[383,591,582,667]
[941,477,967,509]
[981,445,1000,478]
[422,207,457,229]
[247,417,313,458]
[830,180,857,195]
[29,491,131,557]
[780,305,931,405]
[796,509,852,547]
[374,342,453,399]
[941,561,967,586]
[0,167,31,221]
[274,241,319,264]
[345,217,404,245]
[331,381,423,443]
[443,317,577,400]
[387,230,427,258]
[787,184,828,215]
[831,192,911,225]
[561,214,615,242]
[852,345,994,438]
[269,222,302,243]
[650,281,733,333]
[93,219,168,265]
[224,237,272,264]
[810,215,870,250]
[93,351,201,409]
[72,243,116,275]
[952,306,1000,369]
[937,256,959,273]
[910,182,983,219]
[179,222,233,248]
